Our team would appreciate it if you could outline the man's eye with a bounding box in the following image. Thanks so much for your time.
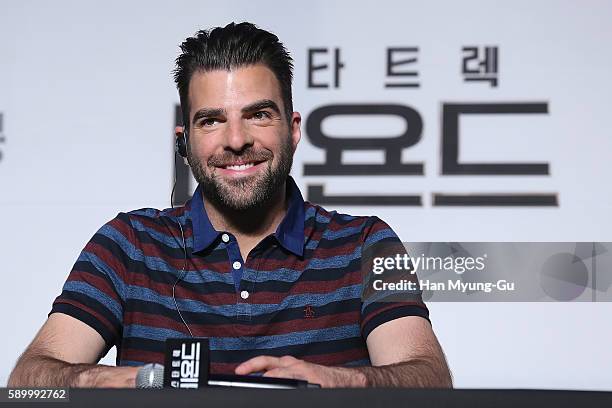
[201,118,218,126]
[253,111,271,120]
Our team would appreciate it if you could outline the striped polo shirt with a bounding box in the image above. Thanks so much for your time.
[51,177,428,373]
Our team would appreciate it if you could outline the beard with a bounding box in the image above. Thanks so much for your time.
[187,137,294,211]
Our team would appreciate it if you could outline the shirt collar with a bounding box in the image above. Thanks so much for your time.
[273,176,305,257]
[190,176,305,256]
[190,184,219,253]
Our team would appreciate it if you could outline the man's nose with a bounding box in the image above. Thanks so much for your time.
[224,121,254,152]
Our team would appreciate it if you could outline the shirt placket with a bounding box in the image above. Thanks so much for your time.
[221,232,254,322]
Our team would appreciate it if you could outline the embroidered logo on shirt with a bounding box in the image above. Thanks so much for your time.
[304,305,315,319]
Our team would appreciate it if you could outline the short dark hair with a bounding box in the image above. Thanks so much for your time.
[173,22,294,129]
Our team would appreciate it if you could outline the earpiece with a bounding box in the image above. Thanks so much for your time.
[175,128,188,158]
[168,132,193,338]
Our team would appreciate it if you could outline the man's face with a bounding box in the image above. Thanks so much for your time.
[183,64,301,211]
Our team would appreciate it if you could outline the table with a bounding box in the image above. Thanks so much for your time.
[3,388,611,407]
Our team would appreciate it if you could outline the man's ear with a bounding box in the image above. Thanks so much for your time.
[174,126,189,164]
[289,112,302,152]
[175,126,185,138]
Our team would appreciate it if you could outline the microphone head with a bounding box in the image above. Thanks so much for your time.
[136,363,165,388]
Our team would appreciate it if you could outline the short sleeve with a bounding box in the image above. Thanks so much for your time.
[50,213,135,353]
[360,217,430,340]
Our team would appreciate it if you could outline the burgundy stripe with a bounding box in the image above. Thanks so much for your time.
[304,347,369,366]
[67,270,121,302]
[84,242,127,280]
[122,349,164,365]
[129,273,237,305]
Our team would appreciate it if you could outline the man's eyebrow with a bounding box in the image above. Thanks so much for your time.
[192,107,226,125]
[241,99,281,115]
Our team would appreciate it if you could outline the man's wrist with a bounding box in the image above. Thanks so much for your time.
[334,366,368,388]
[67,364,100,388]
[352,368,368,387]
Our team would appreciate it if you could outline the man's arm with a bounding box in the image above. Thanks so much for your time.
[356,315,452,387]
[235,316,452,388]
[8,313,138,388]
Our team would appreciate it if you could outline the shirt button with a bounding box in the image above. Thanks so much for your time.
[221,233,230,243]
[232,261,242,270]
[240,290,249,299]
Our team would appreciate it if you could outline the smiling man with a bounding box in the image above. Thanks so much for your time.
[181,64,298,262]
[9,22,451,388]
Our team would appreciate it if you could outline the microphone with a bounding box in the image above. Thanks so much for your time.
[136,363,164,388]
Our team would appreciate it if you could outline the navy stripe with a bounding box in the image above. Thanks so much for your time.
[121,336,367,364]
[126,297,360,326]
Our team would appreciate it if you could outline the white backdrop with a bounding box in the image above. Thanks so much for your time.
[1,0,612,389]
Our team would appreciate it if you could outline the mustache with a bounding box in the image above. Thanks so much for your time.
[207,149,273,167]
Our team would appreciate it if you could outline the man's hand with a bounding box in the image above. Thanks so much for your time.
[235,356,366,388]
